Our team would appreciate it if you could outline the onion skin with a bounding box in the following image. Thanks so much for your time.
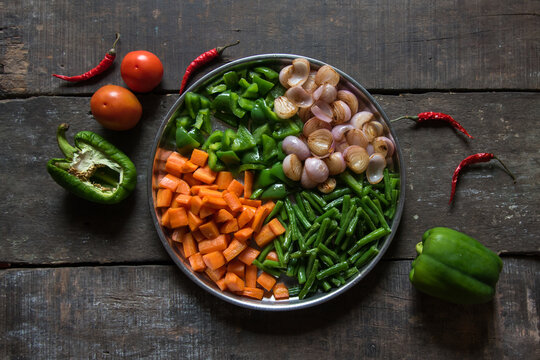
[274,96,298,119]
[303,117,332,137]
[304,157,329,183]
[288,58,310,87]
[279,65,293,88]
[366,153,386,184]
[282,136,311,161]
[311,101,333,123]
[318,177,336,194]
[313,84,337,103]
[344,145,369,174]
[282,154,302,181]
[351,111,374,129]
[331,100,351,125]
[307,129,334,157]
[315,65,340,86]
[332,124,353,142]
[285,86,314,108]
[337,90,359,115]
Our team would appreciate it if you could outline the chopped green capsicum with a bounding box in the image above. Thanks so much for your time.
[260,183,288,200]
[409,227,503,304]
[176,126,200,153]
[231,125,256,152]
[46,124,137,204]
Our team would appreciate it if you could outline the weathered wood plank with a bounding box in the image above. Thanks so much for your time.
[1,0,539,96]
[0,92,538,264]
[0,259,538,359]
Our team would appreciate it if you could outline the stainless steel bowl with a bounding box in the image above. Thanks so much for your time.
[148,54,406,311]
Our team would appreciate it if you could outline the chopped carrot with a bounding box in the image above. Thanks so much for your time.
[205,266,226,283]
[161,208,171,228]
[251,206,269,234]
[223,191,243,212]
[176,179,191,195]
[191,184,219,195]
[199,205,216,219]
[214,209,234,223]
[169,207,189,228]
[215,278,227,291]
[216,171,234,190]
[227,259,245,279]
[202,251,226,270]
[198,234,229,254]
[237,246,260,265]
[165,152,188,177]
[257,272,277,291]
[156,188,173,207]
[183,172,203,187]
[199,221,220,239]
[268,218,286,236]
[171,227,187,243]
[182,232,197,258]
[202,196,228,209]
[261,200,276,214]
[239,198,262,207]
[234,227,254,242]
[193,165,217,184]
[254,224,277,247]
[170,198,181,208]
[192,229,205,242]
[226,179,244,197]
[190,149,209,167]
[158,174,182,191]
[224,272,245,292]
[237,207,256,228]
[273,283,289,300]
[181,160,199,173]
[189,196,203,215]
[220,218,239,234]
[187,211,203,231]
[174,193,192,206]
[245,264,257,288]
[198,188,224,198]
[244,171,254,198]
[266,251,279,262]
[242,287,264,300]
[223,239,248,262]
[188,252,206,272]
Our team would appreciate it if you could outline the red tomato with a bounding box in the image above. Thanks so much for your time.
[90,85,142,131]
[120,50,164,93]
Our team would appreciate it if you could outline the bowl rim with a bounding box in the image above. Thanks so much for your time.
[147,53,406,311]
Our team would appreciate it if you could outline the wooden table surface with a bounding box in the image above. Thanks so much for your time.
[1,1,539,359]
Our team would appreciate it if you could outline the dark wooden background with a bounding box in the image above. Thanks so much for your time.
[1,1,538,359]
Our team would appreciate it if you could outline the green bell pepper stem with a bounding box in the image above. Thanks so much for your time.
[47,123,137,205]
[348,227,390,255]
[339,170,363,197]
[260,183,288,200]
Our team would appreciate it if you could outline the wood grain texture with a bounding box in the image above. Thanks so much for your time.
[1,259,538,359]
[1,0,539,96]
[1,92,538,265]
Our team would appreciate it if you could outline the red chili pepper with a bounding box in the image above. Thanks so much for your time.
[450,152,516,204]
[392,112,473,139]
[179,40,240,94]
[52,34,120,82]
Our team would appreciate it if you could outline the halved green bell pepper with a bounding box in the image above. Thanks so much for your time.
[409,227,503,304]
[46,124,137,204]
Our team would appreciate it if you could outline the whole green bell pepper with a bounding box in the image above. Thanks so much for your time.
[46,124,137,204]
[409,227,503,304]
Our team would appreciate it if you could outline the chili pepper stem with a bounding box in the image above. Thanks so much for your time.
[108,33,121,55]
[56,123,77,160]
[216,40,240,55]
[390,115,419,122]
[493,155,517,183]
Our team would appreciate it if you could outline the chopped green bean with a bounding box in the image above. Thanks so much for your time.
[310,192,327,207]
[383,168,391,201]
[322,188,351,202]
[317,242,340,261]
[321,281,332,292]
[330,277,342,287]
[292,203,312,230]
[316,261,349,280]
[348,227,390,255]
[286,258,298,277]
[262,259,282,268]
[358,207,376,231]
[298,259,319,299]
[369,188,390,207]
[301,191,324,214]
[363,196,391,232]
[288,285,302,297]
[345,207,362,237]
[323,197,344,211]
[339,170,363,197]
[342,194,351,217]
[344,266,359,279]
[313,217,331,248]
[315,208,339,223]
[297,263,307,284]
[257,242,275,262]
[263,200,284,224]
[300,195,317,222]
[335,204,356,245]
[280,206,288,221]
[354,245,379,268]
[252,259,281,277]
[319,254,335,267]
[273,238,285,266]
